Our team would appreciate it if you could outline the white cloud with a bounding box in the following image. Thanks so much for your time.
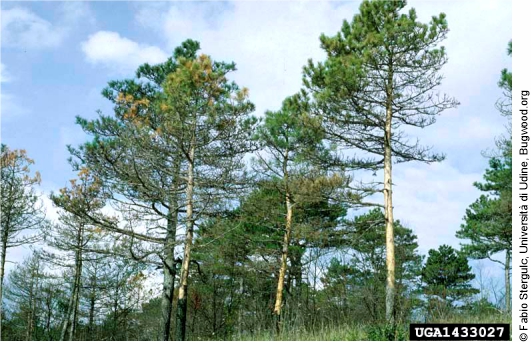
[81,31,168,73]
[132,1,361,116]
[1,3,94,50]
[1,7,65,49]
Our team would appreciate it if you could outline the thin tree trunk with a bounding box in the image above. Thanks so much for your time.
[238,278,244,337]
[273,191,293,335]
[273,151,293,335]
[26,277,35,341]
[67,241,82,341]
[60,287,74,341]
[62,224,83,341]
[68,277,80,341]
[88,286,95,335]
[0,236,7,342]
[505,249,511,313]
[160,205,177,341]
[46,293,52,340]
[176,145,195,341]
[384,80,395,324]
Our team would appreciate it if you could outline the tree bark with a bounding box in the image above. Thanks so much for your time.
[176,146,195,341]
[273,191,293,335]
[88,274,96,336]
[26,271,35,341]
[505,249,511,313]
[0,233,7,341]
[384,77,395,324]
[46,292,53,340]
[160,207,177,341]
[60,286,74,341]
[273,151,293,335]
[68,236,83,341]
[61,224,83,341]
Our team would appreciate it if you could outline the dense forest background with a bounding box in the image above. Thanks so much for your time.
[0,0,511,340]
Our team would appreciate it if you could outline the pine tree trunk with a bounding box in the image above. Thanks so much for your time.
[176,146,195,341]
[26,277,35,341]
[61,225,83,341]
[46,294,52,340]
[505,249,511,313]
[89,283,95,335]
[60,287,74,341]
[273,191,293,335]
[238,278,244,337]
[384,83,395,324]
[0,234,7,341]
[160,207,177,341]
[68,240,83,341]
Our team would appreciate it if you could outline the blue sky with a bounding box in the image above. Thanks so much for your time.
[1,0,511,290]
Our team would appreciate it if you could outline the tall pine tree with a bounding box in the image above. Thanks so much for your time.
[302,0,458,322]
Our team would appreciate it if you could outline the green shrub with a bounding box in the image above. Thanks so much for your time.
[366,324,408,341]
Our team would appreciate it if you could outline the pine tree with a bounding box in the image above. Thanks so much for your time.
[254,95,348,333]
[56,40,256,341]
[0,145,45,339]
[496,41,512,119]
[422,245,479,318]
[302,0,458,322]
[320,209,422,323]
[456,41,512,313]
[4,251,44,341]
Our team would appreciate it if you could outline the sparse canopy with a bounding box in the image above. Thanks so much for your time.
[303,0,459,169]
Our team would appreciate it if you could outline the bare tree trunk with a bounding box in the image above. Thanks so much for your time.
[176,146,195,341]
[0,235,7,341]
[26,278,35,341]
[88,278,96,335]
[238,278,244,337]
[384,85,395,324]
[46,295,53,340]
[273,151,293,335]
[160,207,177,341]
[69,273,80,341]
[68,242,82,341]
[505,249,511,313]
[61,225,83,341]
[60,287,74,341]
[273,191,293,335]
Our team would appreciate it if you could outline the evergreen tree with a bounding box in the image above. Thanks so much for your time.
[422,245,478,318]
[254,95,348,333]
[0,145,45,339]
[55,40,256,341]
[321,209,422,323]
[456,41,512,313]
[302,0,459,322]
[4,252,44,341]
[496,41,512,119]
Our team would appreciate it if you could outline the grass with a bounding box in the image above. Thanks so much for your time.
[233,323,368,341]
[232,313,511,341]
